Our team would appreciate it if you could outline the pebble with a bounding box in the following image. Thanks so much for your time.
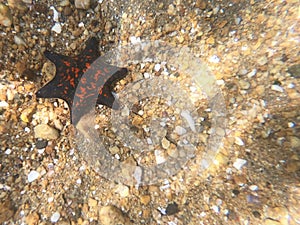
[271,84,284,92]
[34,124,59,140]
[288,64,300,78]
[99,205,132,225]
[290,136,300,148]
[25,212,39,225]
[115,184,129,197]
[14,35,26,46]
[234,136,245,146]
[257,55,268,66]
[51,23,62,34]
[28,170,40,183]
[233,158,247,170]
[155,150,167,164]
[0,101,8,107]
[238,80,251,90]
[174,126,187,135]
[88,198,98,207]
[7,0,27,12]
[161,137,170,149]
[0,3,12,27]
[50,212,60,223]
[140,195,151,205]
[74,0,90,9]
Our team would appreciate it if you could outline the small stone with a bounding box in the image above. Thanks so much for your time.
[0,3,13,27]
[285,159,300,173]
[271,84,284,92]
[88,198,98,207]
[140,195,151,205]
[161,137,170,149]
[28,170,40,183]
[235,137,244,146]
[51,23,62,34]
[235,17,242,25]
[155,150,167,164]
[166,202,179,215]
[233,174,247,186]
[109,146,120,155]
[14,35,26,46]
[167,4,176,16]
[233,158,247,170]
[195,0,207,10]
[0,199,15,223]
[290,136,300,148]
[206,36,215,45]
[115,184,129,197]
[288,64,300,78]
[7,0,27,12]
[25,212,39,225]
[99,205,132,225]
[175,126,187,135]
[50,212,60,223]
[34,124,59,140]
[239,80,251,90]
[36,139,48,149]
[75,0,90,9]
[257,55,268,66]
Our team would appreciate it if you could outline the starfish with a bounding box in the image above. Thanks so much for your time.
[36,37,128,125]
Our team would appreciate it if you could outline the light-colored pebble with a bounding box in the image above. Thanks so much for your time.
[235,137,244,146]
[28,170,40,183]
[34,124,59,140]
[50,212,60,223]
[74,0,90,9]
[174,126,187,135]
[99,205,132,225]
[271,84,284,92]
[51,23,62,34]
[0,3,12,27]
[233,158,247,170]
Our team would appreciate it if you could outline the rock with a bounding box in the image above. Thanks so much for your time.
[25,212,39,225]
[7,0,27,12]
[288,64,300,78]
[51,23,62,34]
[99,205,132,225]
[28,170,40,183]
[161,137,170,149]
[235,136,244,146]
[166,202,179,215]
[34,124,59,139]
[88,198,98,207]
[35,139,48,149]
[290,136,300,148]
[239,80,251,90]
[233,158,247,170]
[50,212,60,223]
[74,0,90,9]
[0,199,15,223]
[195,0,207,10]
[0,3,13,27]
[140,195,151,205]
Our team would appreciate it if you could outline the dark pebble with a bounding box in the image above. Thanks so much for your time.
[36,139,48,149]
[252,210,261,218]
[288,64,300,78]
[166,202,179,215]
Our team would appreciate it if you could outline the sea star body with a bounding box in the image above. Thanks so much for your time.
[36,37,128,125]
